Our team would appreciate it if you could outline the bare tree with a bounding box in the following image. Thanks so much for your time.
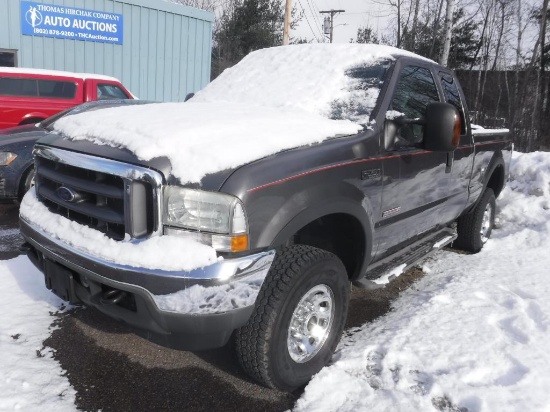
[429,0,445,59]
[168,0,225,12]
[440,0,455,65]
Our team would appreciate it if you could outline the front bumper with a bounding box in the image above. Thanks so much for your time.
[20,217,275,350]
[0,169,18,201]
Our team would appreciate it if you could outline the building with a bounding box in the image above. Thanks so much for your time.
[0,0,214,101]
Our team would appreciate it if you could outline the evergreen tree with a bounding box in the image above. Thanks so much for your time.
[212,0,286,78]
[353,26,379,44]
[404,7,479,69]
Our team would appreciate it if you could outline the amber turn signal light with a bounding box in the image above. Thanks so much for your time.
[231,234,249,252]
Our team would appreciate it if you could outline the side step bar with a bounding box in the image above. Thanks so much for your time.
[353,227,457,290]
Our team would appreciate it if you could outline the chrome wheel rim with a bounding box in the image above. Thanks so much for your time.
[287,284,335,363]
[480,202,493,243]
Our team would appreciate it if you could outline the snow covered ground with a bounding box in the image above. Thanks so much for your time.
[1,151,550,411]
[0,256,75,411]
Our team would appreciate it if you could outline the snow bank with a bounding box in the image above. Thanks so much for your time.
[296,151,550,412]
[20,189,219,271]
[0,256,75,411]
[53,44,427,184]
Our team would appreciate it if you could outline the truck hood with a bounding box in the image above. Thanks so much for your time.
[37,131,238,191]
[52,101,362,185]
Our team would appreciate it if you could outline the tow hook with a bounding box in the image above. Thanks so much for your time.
[100,288,127,305]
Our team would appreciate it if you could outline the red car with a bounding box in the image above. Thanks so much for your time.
[0,68,134,129]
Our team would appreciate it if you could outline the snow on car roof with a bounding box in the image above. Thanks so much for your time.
[54,44,429,184]
[0,67,120,82]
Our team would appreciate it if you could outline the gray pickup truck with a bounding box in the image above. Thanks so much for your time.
[20,44,512,391]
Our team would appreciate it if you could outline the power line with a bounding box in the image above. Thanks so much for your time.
[305,0,325,39]
[297,0,321,42]
[308,0,325,32]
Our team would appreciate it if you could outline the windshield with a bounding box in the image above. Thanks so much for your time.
[192,44,400,125]
[41,108,74,130]
[329,61,390,124]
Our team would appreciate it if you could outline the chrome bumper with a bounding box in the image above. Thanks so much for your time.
[20,216,275,316]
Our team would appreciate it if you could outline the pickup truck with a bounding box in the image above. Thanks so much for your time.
[19,44,512,392]
[0,67,133,129]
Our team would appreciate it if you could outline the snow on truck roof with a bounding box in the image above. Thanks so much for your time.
[0,67,121,82]
[193,43,434,115]
[53,44,430,184]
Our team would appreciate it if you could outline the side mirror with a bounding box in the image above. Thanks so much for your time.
[184,92,195,102]
[423,102,460,152]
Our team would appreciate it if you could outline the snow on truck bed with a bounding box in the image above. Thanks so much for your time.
[53,44,427,184]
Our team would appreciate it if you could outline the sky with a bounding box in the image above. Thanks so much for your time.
[292,0,393,44]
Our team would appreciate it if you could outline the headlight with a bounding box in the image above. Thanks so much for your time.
[163,187,249,252]
[0,152,17,166]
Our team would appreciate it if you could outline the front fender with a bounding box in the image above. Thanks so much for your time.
[247,180,375,277]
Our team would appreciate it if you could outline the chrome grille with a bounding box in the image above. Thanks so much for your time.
[34,145,163,241]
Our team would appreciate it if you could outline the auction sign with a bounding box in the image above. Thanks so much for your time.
[21,1,123,45]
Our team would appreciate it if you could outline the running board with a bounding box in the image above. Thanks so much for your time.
[353,227,457,290]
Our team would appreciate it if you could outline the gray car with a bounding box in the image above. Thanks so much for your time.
[0,99,153,202]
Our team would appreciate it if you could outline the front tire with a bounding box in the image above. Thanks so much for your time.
[455,188,496,253]
[235,245,350,391]
[18,167,35,202]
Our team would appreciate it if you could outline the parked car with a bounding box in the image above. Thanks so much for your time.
[0,67,134,130]
[19,44,512,391]
[0,99,153,202]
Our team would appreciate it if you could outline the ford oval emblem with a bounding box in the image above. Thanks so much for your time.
[56,186,78,203]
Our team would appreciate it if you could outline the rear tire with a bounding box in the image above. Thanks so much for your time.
[235,245,350,391]
[454,188,496,253]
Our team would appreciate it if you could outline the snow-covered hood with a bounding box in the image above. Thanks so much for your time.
[52,44,432,184]
[53,101,362,184]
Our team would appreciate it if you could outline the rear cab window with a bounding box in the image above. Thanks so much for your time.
[438,71,467,138]
[0,77,77,99]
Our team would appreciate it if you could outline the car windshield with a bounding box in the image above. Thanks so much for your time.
[328,61,391,124]
[41,108,74,130]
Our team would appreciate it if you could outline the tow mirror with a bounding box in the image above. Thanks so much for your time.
[423,102,460,152]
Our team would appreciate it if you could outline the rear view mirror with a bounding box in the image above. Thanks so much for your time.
[423,102,460,152]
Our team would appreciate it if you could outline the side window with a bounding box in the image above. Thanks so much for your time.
[389,66,439,149]
[0,78,76,98]
[97,84,129,100]
[0,50,17,67]
[439,72,466,135]
[0,78,38,96]
[37,80,77,99]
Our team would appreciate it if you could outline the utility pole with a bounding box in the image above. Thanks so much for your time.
[320,9,345,43]
[283,0,292,45]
